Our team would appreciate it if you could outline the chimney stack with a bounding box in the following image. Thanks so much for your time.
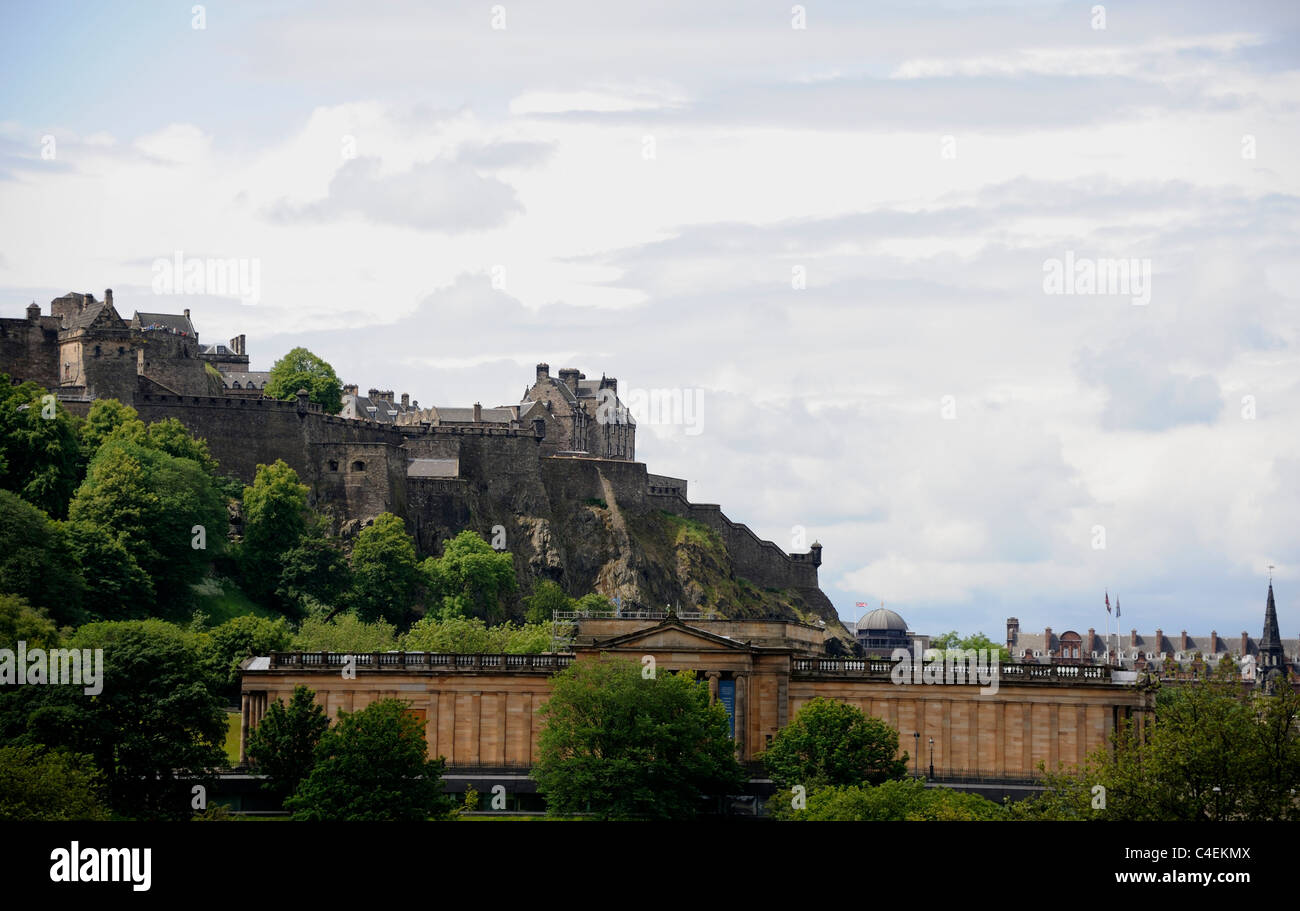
[536,363,550,382]
[1006,618,1019,649]
[401,393,409,408]
[473,402,482,422]
[104,289,113,308]
[1241,631,1249,656]
[559,368,581,394]
[1180,631,1189,652]
[183,308,190,320]
[1131,629,1138,648]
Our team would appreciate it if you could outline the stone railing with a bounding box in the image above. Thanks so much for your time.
[551,609,710,620]
[266,652,574,671]
[791,658,1114,683]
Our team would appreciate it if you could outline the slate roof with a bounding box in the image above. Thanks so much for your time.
[407,458,459,478]
[221,371,270,389]
[1009,629,1300,662]
[133,311,197,335]
[435,406,514,424]
[343,393,418,424]
[61,296,125,331]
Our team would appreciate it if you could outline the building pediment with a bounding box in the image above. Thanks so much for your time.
[588,619,751,653]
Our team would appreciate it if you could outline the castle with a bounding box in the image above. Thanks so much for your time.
[1,290,832,620]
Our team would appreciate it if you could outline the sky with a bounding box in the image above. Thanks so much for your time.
[1,0,1298,641]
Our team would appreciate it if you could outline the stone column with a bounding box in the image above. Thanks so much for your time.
[706,671,721,705]
[239,692,251,764]
[734,674,747,760]
[1048,702,1060,770]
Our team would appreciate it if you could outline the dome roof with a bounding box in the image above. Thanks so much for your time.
[857,608,908,631]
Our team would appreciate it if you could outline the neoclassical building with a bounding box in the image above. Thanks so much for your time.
[240,614,1151,786]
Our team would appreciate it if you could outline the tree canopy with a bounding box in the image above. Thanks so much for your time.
[285,698,453,821]
[762,696,909,790]
[69,437,227,617]
[773,778,1006,821]
[266,347,344,415]
[531,656,745,819]
[247,685,330,802]
[0,376,80,518]
[1014,675,1300,821]
[0,620,227,820]
[349,513,422,625]
[421,529,517,623]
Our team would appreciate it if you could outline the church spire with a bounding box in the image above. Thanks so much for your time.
[1260,578,1285,672]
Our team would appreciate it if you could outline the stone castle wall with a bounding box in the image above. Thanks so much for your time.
[646,490,819,591]
[0,317,60,389]
[136,331,210,395]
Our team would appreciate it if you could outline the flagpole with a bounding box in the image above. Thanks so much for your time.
[1104,590,1110,667]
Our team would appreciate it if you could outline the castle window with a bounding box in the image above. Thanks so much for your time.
[94,345,101,357]
[329,460,339,472]
[118,347,125,356]
[351,460,366,472]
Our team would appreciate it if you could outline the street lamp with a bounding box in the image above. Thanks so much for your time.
[913,732,919,778]
[928,737,935,780]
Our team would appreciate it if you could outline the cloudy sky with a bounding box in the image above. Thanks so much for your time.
[2,0,1298,641]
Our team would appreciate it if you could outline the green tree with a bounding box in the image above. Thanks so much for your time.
[421,529,517,623]
[266,347,344,415]
[78,398,143,458]
[399,615,554,654]
[144,417,219,475]
[0,745,109,821]
[931,630,1012,665]
[525,579,572,624]
[0,620,227,820]
[774,778,1005,821]
[200,614,293,701]
[762,696,908,790]
[290,614,398,653]
[1016,676,1300,821]
[351,513,422,625]
[573,592,615,613]
[531,657,745,820]
[238,460,311,607]
[276,536,352,615]
[0,594,59,650]
[69,438,227,617]
[0,376,80,518]
[285,699,453,821]
[246,685,330,802]
[0,490,85,625]
[63,518,153,621]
